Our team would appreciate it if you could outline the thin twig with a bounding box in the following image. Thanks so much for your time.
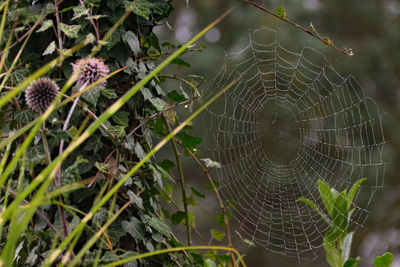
[54,0,64,63]
[163,117,192,246]
[78,0,100,42]
[183,146,236,265]
[244,0,354,56]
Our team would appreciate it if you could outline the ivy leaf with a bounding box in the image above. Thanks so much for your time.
[374,252,394,267]
[43,41,56,56]
[144,215,171,237]
[121,217,145,240]
[211,229,225,242]
[176,132,202,150]
[72,5,88,20]
[93,208,108,226]
[276,6,287,19]
[27,146,45,163]
[36,20,53,32]
[134,142,146,160]
[131,0,153,20]
[111,111,129,126]
[123,31,140,56]
[108,125,126,139]
[95,162,110,173]
[59,23,81,38]
[14,109,34,124]
[101,88,118,99]
[167,90,186,102]
[81,87,100,106]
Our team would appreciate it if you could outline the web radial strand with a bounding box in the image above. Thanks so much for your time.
[202,27,385,259]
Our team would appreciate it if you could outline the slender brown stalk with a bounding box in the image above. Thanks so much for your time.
[244,0,354,56]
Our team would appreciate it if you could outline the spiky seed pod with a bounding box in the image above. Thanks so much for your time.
[71,58,109,87]
[25,78,59,113]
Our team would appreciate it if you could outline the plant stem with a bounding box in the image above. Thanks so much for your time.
[183,146,235,264]
[243,0,354,56]
[163,117,191,245]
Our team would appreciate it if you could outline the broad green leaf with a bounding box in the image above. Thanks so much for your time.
[167,90,186,102]
[134,142,146,160]
[107,125,126,138]
[43,41,56,56]
[123,31,140,56]
[158,159,175,172]
[121,217,145,240]
[297,197,331,226]
[59,23,81,38]
[36,20,53,32]
[347,178,366,209]
[82,87,100,106]
[111,111,129,126]
[171,211,185,225]
[101,88,118,99]
[171,58,191,67]
[176,132,202,150]
[131,0,153,20]
[374,252,394,267]
[211,229,225,242]
[276,6,287,19]
[14,109,34,124]
[92,208,108,226]
[344,258,360,267]
[144,215,171,237]
[318,180,335,216]
[204,259,217,267]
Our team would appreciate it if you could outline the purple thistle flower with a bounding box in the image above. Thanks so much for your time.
[71,58,109,87]
[25,78,59,113]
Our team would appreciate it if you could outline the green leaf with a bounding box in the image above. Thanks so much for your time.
[176,132,202,150]
[134,142,146,160]
[82,87,100,106]
[205,180,220,192]
[158,159,175,172]
[43,41,56,56]
[123,31,140,56]
[325,246,342,267]
[318,180,335,216]
[276,6,287,19]
[144,215,171,237]
[346,178,366,209]
[325,192,348,242]
[374,252,394,267]
[27,146,45,163]
[107,125,126,138]
[36,20,53,32]
[93,208,108,226]
[214,212,230,226]
[121,217,145,240]
[101,88,118,99]
[211,229,225,242]
[111,111,129,126]
[204,259,217,267]
[190,186,206,199]
[342,231,354,263]
[14,109,34,124]
[72,5,88,20]
[297,197,331,226]
[131,0,153,20]
[344,257,360,267]
[171,211,185,225]
[95,162,110,173]
[167,90,186,102]
[59,23,81,38]
[171,58,191,67]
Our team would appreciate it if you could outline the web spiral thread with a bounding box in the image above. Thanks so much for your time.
[202,28,385,259]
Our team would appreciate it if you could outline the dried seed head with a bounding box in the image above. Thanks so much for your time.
[72,58,109,87]
[25,78,59,113]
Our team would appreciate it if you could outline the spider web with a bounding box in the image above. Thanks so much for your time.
[201,28,385,259]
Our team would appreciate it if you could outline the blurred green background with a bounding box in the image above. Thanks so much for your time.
[156,0,400,266]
